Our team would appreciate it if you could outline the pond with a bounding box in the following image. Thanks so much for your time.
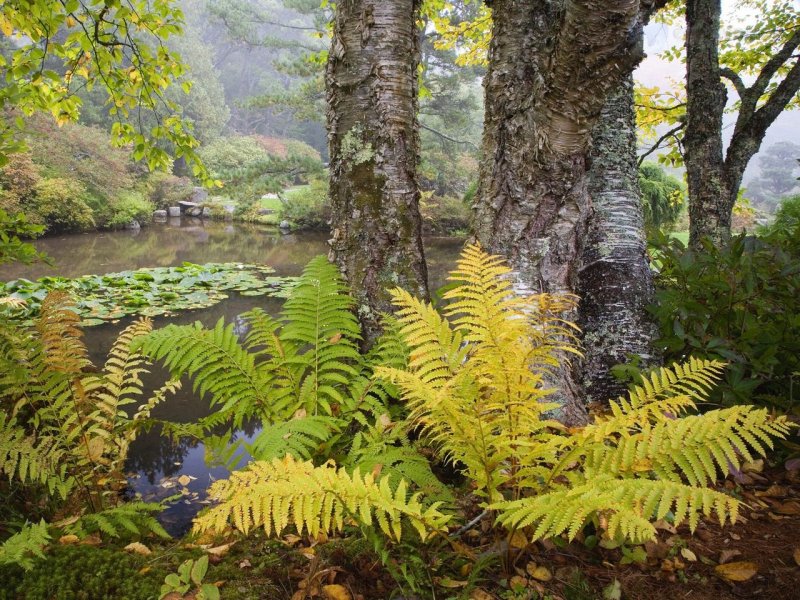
[0,219,465,534]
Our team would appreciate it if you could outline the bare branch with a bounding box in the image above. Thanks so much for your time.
[637,124,684,166]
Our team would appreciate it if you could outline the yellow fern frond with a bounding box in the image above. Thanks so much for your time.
[493,477,740,544]
[193,455,451,541]
[584,359,727,440]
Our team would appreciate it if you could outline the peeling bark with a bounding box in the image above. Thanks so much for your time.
[326,0,428,345]
[475,0,648,423]
[578,75,658,404]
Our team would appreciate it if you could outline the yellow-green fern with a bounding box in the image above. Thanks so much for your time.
[193,454,450,541]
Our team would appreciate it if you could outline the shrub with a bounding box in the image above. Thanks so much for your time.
[760,193,800,254]
[146,172,195,210]
[280,180,330,229]
[31,177,95,232]
[166,247,788,565]
[650,232,800,410]
[107,192,155,229]
[638,162,685,234]
[420,192,472,234]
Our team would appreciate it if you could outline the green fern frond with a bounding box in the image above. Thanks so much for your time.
[0,520,51,570]
[193,455,450,542]
[66,502,170,540]
[138,319,275,425]
[247,416,339,462]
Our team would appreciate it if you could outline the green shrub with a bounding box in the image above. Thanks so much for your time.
[31,178,95,232]
[146,172,195,210]
[420,192,472,234]
[650,232,800,410]
[760,194,800,254]
[639,162,685,234]
[279,180,329,229]
[107,192,154,229]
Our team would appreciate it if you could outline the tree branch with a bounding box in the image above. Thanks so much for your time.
[637,124,684,166]
[720,67,747,99]
[420,123,478,150]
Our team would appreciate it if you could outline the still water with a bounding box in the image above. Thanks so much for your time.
[0,219,465,533]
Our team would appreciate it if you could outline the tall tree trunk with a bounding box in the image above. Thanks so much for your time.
[684,0,800,249]
[326,0,428,345]
[684,0,730,249]
[577,75,658,404]
[474,0,646,423]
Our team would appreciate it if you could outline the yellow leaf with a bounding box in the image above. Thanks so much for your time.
[509,530,528,549]
[793,547,800,567]
[680,548,697,562]
[178,475,191,486]
[124,542,152,556]
[0,16,13,37]
[322,584,351,600]
[529,565,552,582]
[439,578,468,588]
[206,543,233,558]
[469,590,494,600]
[742,459,764,473]
[714,561,758,582]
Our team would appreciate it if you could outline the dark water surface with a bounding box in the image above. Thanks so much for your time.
[0,220,465,533]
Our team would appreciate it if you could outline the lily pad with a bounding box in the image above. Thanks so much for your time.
[0,262,296,327]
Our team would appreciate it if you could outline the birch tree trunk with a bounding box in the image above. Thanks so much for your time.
[474,0,648,422]
[577,75,658,404]
[326,0,428,345]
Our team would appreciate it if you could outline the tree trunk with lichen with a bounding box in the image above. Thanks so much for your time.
[577,75,658,404]
[684,0,800,250]
[326,0,428,345]
[474,0,647,423]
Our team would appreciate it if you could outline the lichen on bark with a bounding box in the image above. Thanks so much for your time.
[326,0,429,346]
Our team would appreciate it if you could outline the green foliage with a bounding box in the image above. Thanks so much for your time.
[760,194,800,254]
[0,208,45,265]
[0,0,214,183]
[280,180,330,229]
[198,135,324,202]
[1,262,288,326]
[160,555,219,600]
[419,192,473,235]
[650,232,800,409]
[0,521,50,571]
[0,544,166,600]
[104,192,154,229]
[0,293,177,558]
[30,177,95,232]
[638,162,685,234]
[191,245,791,556]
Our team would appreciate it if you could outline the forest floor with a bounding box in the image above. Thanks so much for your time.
[174,460,800,600]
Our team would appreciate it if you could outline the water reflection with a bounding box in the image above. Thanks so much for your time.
[0,219,466,534]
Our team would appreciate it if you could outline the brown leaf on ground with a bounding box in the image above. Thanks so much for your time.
[58,535,79,545]
[123,542,151,556]
[469,590,495,600]
[793,547,800,567]
[775,502,800,515]
[714,561,758,582]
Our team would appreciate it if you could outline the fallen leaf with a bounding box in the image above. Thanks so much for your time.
[509,575,528,589]
[58,535,79,545]
[205,543,233,558]
[124,542,151,556]
[742,459,764,473]
[776,502,800,515]
[239,559,252,569]
[322,584,351,600]
[680,548,698,562]
[509,530,528,549]
[178,475,192,486]
[719,549,741,564]
[80,533,102,546]
[793,548,800,567]
[469,590,494,600]
[529,565,552,582]
[715,561,758,582]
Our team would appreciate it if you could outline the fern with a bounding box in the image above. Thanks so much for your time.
[247,415,339,462]
[65,502,171,540]
[0,521,51,570]
[193,455,450,541]
[377,243,792,544]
